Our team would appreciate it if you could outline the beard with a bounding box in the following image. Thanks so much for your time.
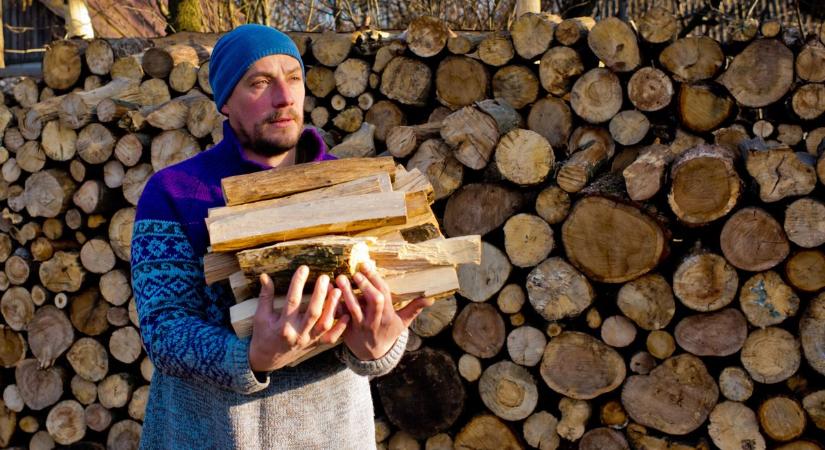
[237,109,303,157]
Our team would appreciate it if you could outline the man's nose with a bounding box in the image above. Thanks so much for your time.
[270,78,293,107]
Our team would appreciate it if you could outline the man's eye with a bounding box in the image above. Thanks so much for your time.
[290,75,302,82]
[252,79,269,87]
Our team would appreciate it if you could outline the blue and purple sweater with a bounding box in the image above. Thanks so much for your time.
[131,122,407,449]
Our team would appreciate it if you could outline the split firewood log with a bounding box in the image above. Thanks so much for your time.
[746,147,817,202]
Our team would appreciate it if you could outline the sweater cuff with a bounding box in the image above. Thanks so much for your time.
[340,329,408,377]
[233,336,271,394]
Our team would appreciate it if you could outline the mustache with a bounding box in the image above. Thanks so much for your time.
[263,110,300,124]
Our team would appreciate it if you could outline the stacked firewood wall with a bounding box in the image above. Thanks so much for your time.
[1,8,825,449]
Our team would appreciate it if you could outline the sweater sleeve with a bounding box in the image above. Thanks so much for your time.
[337,328,408,377]
[131,178,270,395]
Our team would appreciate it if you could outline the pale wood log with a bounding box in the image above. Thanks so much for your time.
[364,100,405,143]
[404,139,460,201]
[122,163,153,206]
[708,401,765,450]
[169,61,198,93]
[380,57,431,106]
[453,414,520,450]
[16,141,45,173]
[131,89,207,131]
[103,160,125,189]
[85,403,112,432]
[492,65,538,110]
[13,78,39,108]
[72,180,114,215]
[108,207,134,263]
[46,399,85,445]
[719,366,753,402]
[30,430,56,450]
[458,354,482,382]
[493,284,523,315]
[621,354,718,435]
[114,133,148,167]
[507,326,545,367]
[221,156,395,205]
[28,305,74,367]
[503,213,553,268]
[452,302,505,358]
[1,286,34,330]
[42,219,63,240]
[411,295,456,338]
[601,315,636,348]
[43,40,85,90]
[150,129,199,171]
[310,106,329,128]
[69,159,86,182]
[456,241,510,303]
[637,7,678,44]
[0,327,25,368]
[527,257,595,321]
[673,250,738,311]
[533,185,569,225]
[3,385,23,413]
[109,326,142,364]
[746,147,816,203]
[97,98,137,123]
[622,144,672,201]
[439,106,499,170]
[588,17,640,72]
[784,197,825,250]
[571,68,622,124]
[30,238,53,263]
[69,288,110,337]
[65,209,83,231]
[522,411,559,450]
[739,270,799,327]
[138,78,171,107]
[142,44,206,80]
[15,358,65,410]
[3,128,24,152]
[609,110,649,146]
[555,17,595,46]
[67,338,108,382]
[85,39,113,75]
[478,34,514,67]
[511,13,555,60]
[98,373,134,409]
[407,16,449,58]
[659,36,724,82]
[721,207,789,271]
[674,308,747,357]
[752,120,775,139]
[759,396,805,442]
[107,307,130,327]
[19,415,39,434]
[718,39,794,107]
[557,141,614,193]
[39,251,86,293]
[425,433,452,450]
[7,184,25,211]
[741,327,800,384]
[388,431,418,450]
[99,269,131,306]
[110,54,144,80]
[479,360,537,421]
[375,347,464,439]
[41,120,77,162]
[197,61,211,95]
[562,183,666,283]
[107,420,142,450]
[369,235,480,273]
[434,56,488,110]
[786,249,825,293]
[75,123,115,165]
[617,273,675,331]
[801,292,825,376]
[333,58,370,98]
[140,356,154,383]
[128,385,148,421]
[311,32,352,67]
[646,329,675,359]
[495,129,554,186]
[668,144,740,225]
[78,238,116,274]
[541,332,625,399]
[778,124,804,146]
[539,46,583,97]
[330,121,374,158]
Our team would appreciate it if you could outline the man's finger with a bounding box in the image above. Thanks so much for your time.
[283,265,309,320]
[353,271,384,330]
[361,265,394,316]
[319,315,349,345]
[315,287,341,335]
[336,275,364,324]
[300,274,329,335]
[396,297,435,327]
[255,273,276,320]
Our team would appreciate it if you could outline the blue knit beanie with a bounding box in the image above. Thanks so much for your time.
[209,24,305,111]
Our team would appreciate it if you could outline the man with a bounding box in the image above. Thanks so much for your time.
[131,24,432,449]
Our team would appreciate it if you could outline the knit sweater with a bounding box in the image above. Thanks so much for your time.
[131,122,408,450]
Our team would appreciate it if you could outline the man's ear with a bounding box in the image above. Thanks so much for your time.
[220,103,230,116]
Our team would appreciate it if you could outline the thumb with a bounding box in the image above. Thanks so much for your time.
[255,273,276,319]
[396,297,434,327]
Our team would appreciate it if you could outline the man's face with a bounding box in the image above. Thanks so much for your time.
[221,54,305,157]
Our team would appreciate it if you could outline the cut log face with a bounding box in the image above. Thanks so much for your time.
[562,195,667,283]
[492,66,539,110]
[364,100,405,143]
[708,401,766,450]
[406,139,463,201]
[478,34,514,67]
[380,57,432,107]
[621,354,719,435]
[503,213,553,268]
[721,207,790,272]
[522,411,560,450]
[507,326,545,367]
[479,360,538,421]
[673,252,738,312]
[803,390,825,431]
[66,337,108,382]
[539,46,584,96]
[617,273,676,330]
[800,293,825,376]
[739,271,799,327]
[454,414,521,450]
[43,40,83,90]
[1,287,35,331]
[786,249,825,293]
[796,44,825,82]
[678,83,734,133]
[674,308,748,357]
[444,183,523,237]
[457,241,511,303]
[495,129,554,186]
[718,39,794,107]
[540,332,625,400]
[46,399,86,445]
[580,428,629,450]
[0,328,26,368]
[527,257,593,321]
[784,197,825,248]
[668,145,741,226]
[535,185,570,225]
[759,396,806,442]
[441,106,499,170]
[637,7,678,44]
[69,288,110,337]
[570,68,623,124]
[15,358,64,410]
[334,58,370,98]
[407,16,449,58]
[659,36,724,82]
[452,302,506,358]
[527,96,572,152]
[747,148,817,203]
[601,315,636,348]
[511,13,555,60]
[587,17,641,72]
[39,251,86,293]
[719,366,753,402]
[411,296,456,338]
[741,327,801,384]
[793,83,825,120]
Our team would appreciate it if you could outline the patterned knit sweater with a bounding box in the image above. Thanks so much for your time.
[131,122,408,450]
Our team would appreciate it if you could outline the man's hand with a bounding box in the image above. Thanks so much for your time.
[248,266,349,372]
[336,265,434,361]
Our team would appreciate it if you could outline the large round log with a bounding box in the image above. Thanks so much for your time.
[527,96,572,152]
[67,337,108,382]
[562,191,667,283]
[43,40,84,90]
[380,57,431,107]
[739,271,799,327]
[375,347,464,439]
[452,303,505,359]
[407,16,449,58]
[570,68,623,124]
[503,213,553,268]
[539,46,583,96]
[540,332,625,400]
[46,400,86,445]
[678,83,734,133]
[674,308,748,357]
[494,129,553,186]
[617,273,675,331]
[621,354,718,435]
[39,251,86,293]
[492,66,539,110]
[440,106,499,170]
[708,401,765,450]
[668,144,741,226]
[587,17,640,72]
[15,359,64,411]
[406,139,462,201]
[364,100,405,143]
[721,207,790,271]
[311,32,352,67]
[718,39,794,107]
[659,36,724,82]
[24,169,76,218]
[443,184,523,237]
[69,288,110,337]
[673,250,738,311]
[759,396,806,442]
[741,327,801,384]
[28,305,74,367]
[479,360,538,421]
[746,148,817,203]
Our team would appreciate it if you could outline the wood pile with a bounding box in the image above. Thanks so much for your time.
[1,10,825,449]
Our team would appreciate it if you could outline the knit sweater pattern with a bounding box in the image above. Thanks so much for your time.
[131,122,408,450]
